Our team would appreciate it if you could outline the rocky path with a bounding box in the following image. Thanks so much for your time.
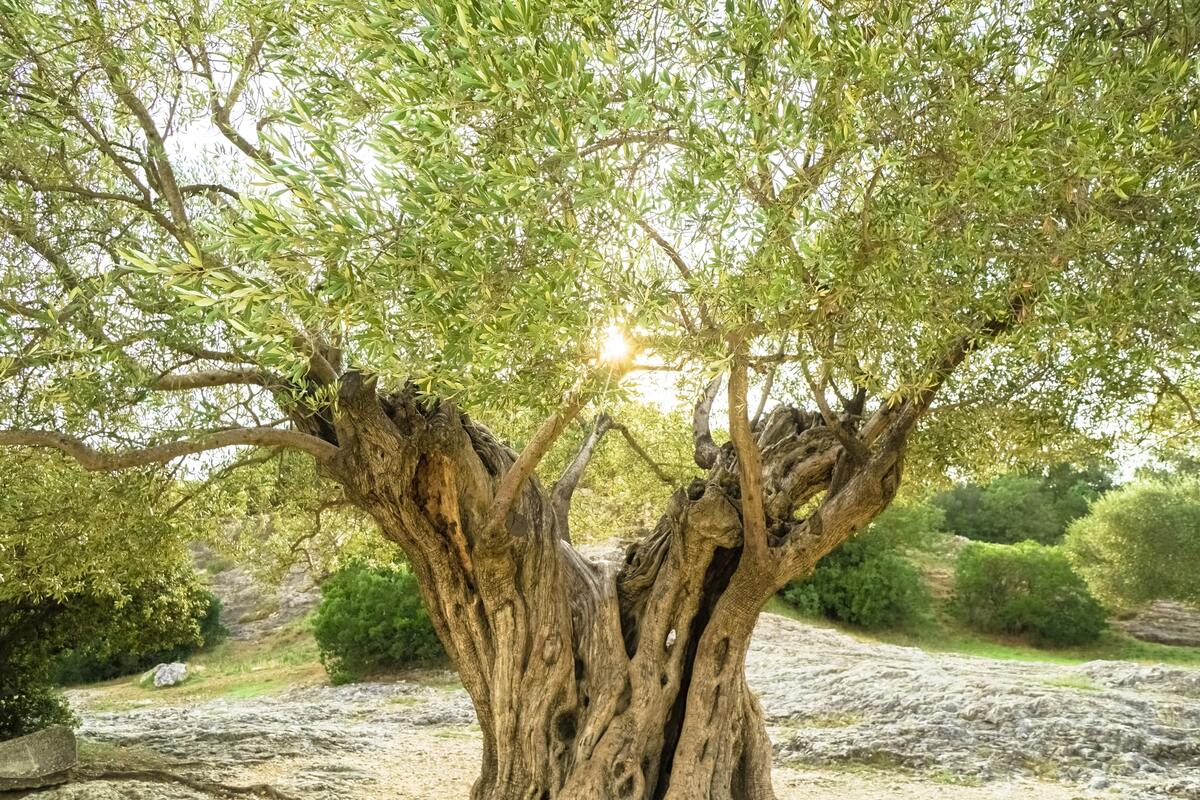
[42,613,1200,800]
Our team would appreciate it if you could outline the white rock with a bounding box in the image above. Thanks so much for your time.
[151,662,188,688]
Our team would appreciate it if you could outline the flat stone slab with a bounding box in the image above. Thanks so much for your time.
[0,725,77,790]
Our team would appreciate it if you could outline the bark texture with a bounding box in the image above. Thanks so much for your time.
[307,373,914,800]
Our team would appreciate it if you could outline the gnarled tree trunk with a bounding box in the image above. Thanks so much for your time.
[316,371,911,800]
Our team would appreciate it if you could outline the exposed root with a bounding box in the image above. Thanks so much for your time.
[73,768,301,800]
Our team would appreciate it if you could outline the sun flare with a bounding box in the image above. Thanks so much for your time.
[598,324,633,365]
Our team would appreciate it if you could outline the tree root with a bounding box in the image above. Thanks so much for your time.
[73,768,301,800]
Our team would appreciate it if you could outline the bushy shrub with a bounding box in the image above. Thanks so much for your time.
[780,530,929,630]
[952,541,1105,646]
[313,561,444,684]
[0,670,75,740]
[1064,477,1200,608]
[50,593,226,685]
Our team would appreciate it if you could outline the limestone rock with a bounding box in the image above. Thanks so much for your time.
[1113,601,1200,647]
[144,662,188,688]
[0,725,77,790]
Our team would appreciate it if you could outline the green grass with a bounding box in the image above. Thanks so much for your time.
[1042,675,1102,692]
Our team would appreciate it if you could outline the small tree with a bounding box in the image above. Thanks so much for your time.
[934,464,1112,544]
[1065,478,1200,609]
[313,560,445,684]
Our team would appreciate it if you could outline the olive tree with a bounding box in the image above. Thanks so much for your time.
[1,0,1198,796]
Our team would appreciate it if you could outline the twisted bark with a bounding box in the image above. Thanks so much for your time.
[311,371,908,800]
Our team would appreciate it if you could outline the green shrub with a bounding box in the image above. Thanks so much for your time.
[1064,477,1200,608]
[313,561,444,684]
[952,540,1106,646]
[780,530,929,630]
[50,593,226,685]
[0,670,75,740]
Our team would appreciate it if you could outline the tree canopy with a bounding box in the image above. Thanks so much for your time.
[1,0,1196,477]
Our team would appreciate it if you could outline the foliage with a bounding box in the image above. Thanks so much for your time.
[860,497,946,550]
[1064,477,1200,608]
[0,0,1194,479]
[190,452,385,585]
[780,506,932,630]
[313,561,445,684]
[0,0,1199,764]
[0,670,76,741]
[50,593,227,685]
[933,463,1112,544]
[952,541,1106,646]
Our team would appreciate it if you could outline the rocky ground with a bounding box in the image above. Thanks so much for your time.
[18,546,1199,799]
[29,612,1198,800]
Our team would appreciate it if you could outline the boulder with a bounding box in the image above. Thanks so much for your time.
[143,662,188,688]
[0,725,77,790]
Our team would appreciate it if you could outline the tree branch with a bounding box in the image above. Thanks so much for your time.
[610,422,676,485]
[751,363,777,429]
[727,338,768,563]
[692,374,723,469]
[798,359,869,463]
[551,414,614,541]
[636,217,713,329]
[151,368,272,391]
[484,370,607,537]
[0,426,338,469]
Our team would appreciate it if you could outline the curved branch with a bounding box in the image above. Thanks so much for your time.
[610,422,676,485]
[484,370,605,536]
[692,374,723,469]
[636,217,713,329]
[798,360,869,463]
[0,426,338,469]
[751,364,776,429]
[551,414,614,540]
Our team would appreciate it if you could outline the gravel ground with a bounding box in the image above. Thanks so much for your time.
[33,612,1199,799]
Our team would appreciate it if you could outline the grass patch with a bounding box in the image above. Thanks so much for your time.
[68,614,324,712]
[929,769,984,786]
[237,599,280,624]
[77,740,190,772]
[1042,675,1102,692]
[797,712,862,729]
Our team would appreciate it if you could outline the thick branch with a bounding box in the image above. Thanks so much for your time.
[799,360,869,462]
[0,426,338,469]
[727,340,768,563]
[484,371,603,536]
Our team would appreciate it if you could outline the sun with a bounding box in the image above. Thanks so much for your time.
[598,323,633,366]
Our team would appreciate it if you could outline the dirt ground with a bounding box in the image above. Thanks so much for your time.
[223,727,1090,800]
